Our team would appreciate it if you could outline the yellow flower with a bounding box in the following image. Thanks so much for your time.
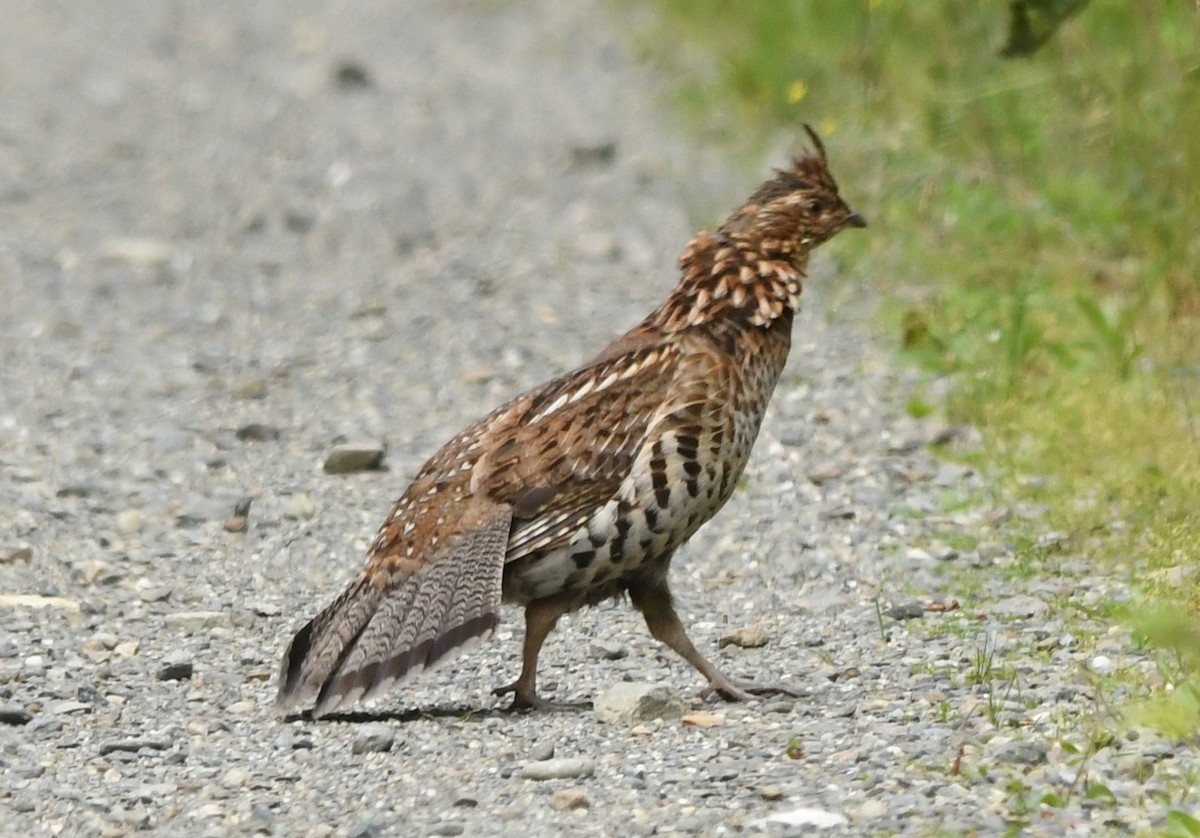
[787,79,807,104]
[820,118,838,136]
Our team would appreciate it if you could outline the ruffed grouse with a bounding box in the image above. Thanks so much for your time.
[277,126,865,717]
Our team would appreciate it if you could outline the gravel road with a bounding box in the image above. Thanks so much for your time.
[1,1,1195,835]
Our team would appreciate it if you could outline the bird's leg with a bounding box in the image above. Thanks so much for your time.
[493,592,586,711]
[629,576,798,702]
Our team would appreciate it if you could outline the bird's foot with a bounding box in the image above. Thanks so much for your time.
[492,682,590,713]
[700,674,801,703]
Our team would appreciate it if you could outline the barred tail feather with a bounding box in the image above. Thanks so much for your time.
[276,502,511,718]
[275,577,386,715]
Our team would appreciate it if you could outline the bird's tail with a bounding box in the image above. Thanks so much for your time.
[275,514,508,717]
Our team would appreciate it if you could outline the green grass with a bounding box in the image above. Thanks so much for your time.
[635,0,1200,735]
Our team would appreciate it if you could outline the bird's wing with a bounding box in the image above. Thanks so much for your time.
[275,336,680,716]
[474,340,681,559]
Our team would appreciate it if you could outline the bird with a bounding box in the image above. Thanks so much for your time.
[276,125,866,717]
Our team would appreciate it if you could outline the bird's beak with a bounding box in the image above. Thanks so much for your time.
[843,211,867,229]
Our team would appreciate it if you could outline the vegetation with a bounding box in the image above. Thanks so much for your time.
[637,0,1199,734]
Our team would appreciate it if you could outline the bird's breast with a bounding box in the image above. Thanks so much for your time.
[503,322,792,605]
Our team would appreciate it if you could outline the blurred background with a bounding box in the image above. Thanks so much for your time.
[636,0,1199,732]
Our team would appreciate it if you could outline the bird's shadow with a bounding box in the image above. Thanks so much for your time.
[281,699,593,725]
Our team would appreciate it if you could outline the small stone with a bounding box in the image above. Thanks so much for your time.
[99,738,173,756]
[933,462,973,487]
[550,788,590,811]
[857,799,888,819]
[323,442,386,474]
[274,732,314,750]
[221,767,250,787]
[930,542,959,562]
[0,594,82,616]
[718,625,770,649]
[759,785,784,801]
[530,741,555,761]
[236,423,280,442]
[594,683,685,724]
[158,652,194,681]
[520,758,595,781]
[86,631,119,651]
[165,611,226,630]
[589,640,627,660]
[46,700,91,715]
[994,741,1047,765]
[0,703,33,725]
[989,595,1050,619]
[753,808,848,829]
[885,600,925,620]
[1091,654,1116,676]
[807,461,843,484]
[1036,531,1067,550]
[282,209,316,233]
[114,641,139,658]
[351,723,396,754]
[78,559,114,586]
[2,546,33,564]
[233,377,268,400]
[681,712,725,728]
[57,483,99,498]
[568,140,617,167]
[100,237,173,267]
[115,509,142,534]
[136,583,173,603]
[225,497,253,532]
[285,492,316,519]
[333,60,373,90]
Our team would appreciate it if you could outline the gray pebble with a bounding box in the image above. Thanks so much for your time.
[0,704,33,725]
[589,639,627,660]
[989,595,1050,618]
[351,723,396,754]
[157,653,194,681]
[2,546,34,564]
[886,600,925,620]
[594,683,685,723]
[520,758,596,781]
[99,738,173,756]
[995,741,1048,765]
[164,611,225,630]
[274,732,314,750]
[550,788,590,810]
[323,443,386,474]
[235,423,280,442]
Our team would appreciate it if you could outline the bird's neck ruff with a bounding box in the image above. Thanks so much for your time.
[646,230,806,333]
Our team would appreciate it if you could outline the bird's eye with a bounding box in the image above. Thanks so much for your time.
[806,199,823,213]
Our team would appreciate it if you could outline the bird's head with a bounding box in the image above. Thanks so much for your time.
[721,124,866,259]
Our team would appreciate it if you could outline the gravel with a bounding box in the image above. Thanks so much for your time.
[0,1,1196,835]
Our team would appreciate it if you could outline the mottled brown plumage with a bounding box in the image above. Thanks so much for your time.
[277,126,865,717]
